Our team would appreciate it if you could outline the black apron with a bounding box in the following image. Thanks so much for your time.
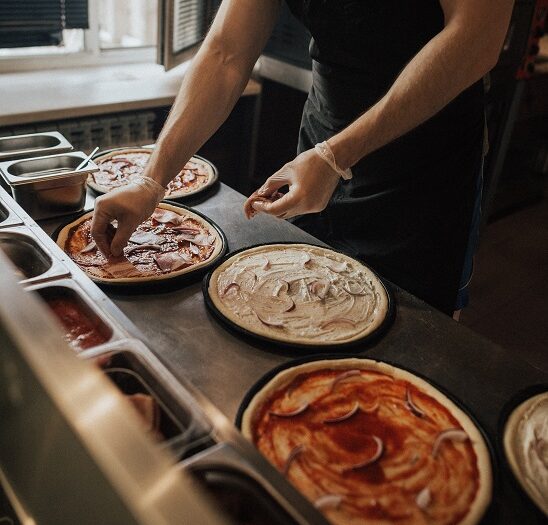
[285,0,485,315]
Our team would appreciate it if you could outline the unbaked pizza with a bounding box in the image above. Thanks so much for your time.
[241,358,492,525]
[57,203,224,284]
[207,244,390,347]
[503,391,548,516]
[87,148,217,199]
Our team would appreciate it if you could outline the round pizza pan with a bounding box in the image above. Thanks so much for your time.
[202,242,396,353]
[498,383,548,521]
[52,201,228,294]
[235,354,498,525]
[88,147,219,202]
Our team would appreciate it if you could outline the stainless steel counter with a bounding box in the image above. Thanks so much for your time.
[40,183,547,524]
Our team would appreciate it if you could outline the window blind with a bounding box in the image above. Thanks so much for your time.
[0,0,89,49]
[172,0,220,53]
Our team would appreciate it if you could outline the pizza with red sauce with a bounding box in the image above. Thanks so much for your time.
[241,358,492,525]
[87,148,216,199]
[56,203,224,284]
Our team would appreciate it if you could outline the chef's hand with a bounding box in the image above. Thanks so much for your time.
[92,181,163,258]
[244,149,340,220]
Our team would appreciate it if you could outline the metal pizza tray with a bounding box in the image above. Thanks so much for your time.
[88,147,220,204]
[202,242,395,353]
[234,353,499,525]
[51,201,229,294]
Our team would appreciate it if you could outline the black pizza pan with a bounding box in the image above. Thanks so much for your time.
[497,383,548,522]
[51,201,228,294]
[234,353,499,525]
[202,242,396,354]
[88,147,220,203]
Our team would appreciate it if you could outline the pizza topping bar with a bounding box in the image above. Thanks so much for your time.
[213,246,388,344]
[90,151,211,197]
[65,208,218,280]
[250,367,480,525]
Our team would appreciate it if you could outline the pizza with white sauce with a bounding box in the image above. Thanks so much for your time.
[207,244,390,347]
[56,203,224,284]
[240,358,492,525]
[503,390,548,516]
[87,148,216,199]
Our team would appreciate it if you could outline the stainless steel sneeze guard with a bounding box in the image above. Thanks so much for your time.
[0,152,98,220]
[0,252,229,525]
[0,226,69,285]
[0,131,73,162]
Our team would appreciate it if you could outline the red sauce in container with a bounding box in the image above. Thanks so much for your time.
[46,294,111,351]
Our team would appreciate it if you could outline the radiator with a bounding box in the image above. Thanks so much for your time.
[2,110,157,152]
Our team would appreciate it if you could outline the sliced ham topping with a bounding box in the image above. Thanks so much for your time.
[104,257,143,278]
[129,230,164,245]
[189,242,200,255]
[153,251,193,272]
[192,233,215,246]
[182,170,196,183]
[126,244,162,256]
[171,225,200,234]
[151,208,184,225]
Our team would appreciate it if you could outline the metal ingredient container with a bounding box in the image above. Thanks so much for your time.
[0,196,22,228]
[0,152,98,220]
[0,226,69,284]
[25,279,127,352]
[0,131,73,161]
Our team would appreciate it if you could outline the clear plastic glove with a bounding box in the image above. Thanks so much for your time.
[243,149,340,220]
[91,178,165,258]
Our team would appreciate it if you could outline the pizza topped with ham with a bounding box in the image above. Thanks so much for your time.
[56,203,224,284]
[87,148,216,199]
[207,244,390,346]
[241,358,492,525]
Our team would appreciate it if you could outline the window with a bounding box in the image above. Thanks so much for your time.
[0,0,219,73]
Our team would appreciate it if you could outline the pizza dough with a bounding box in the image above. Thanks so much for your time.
[241,358,492,525]
[503,391,548,516]
[87,148,216,199]
[57,203,223,284]
[208,244,389,346]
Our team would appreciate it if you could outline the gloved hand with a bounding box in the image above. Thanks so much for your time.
[91,177,165,257]
[244,149,340,220]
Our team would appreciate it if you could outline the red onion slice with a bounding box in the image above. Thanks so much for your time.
[329,370,362,392]
[320,317,356,329]
[222,282,240,296]
[301,252,311,266]
[259,256,271,270]
[314,494,343,510]
[80,240,97,254]
[406,387,425,418]
[273,279,289,297]
[342,283,369,296]
[344,436,383,471]
[270,403,309,418]
[323,402,360,424]
[416,487,431,510]
[283,444,305,476]
[326,260,347,273]
[256,313,285,328]
[309,279,330,299]
[126,244,162,255]
[432,428,469,458]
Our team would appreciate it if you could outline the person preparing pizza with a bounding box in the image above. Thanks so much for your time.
[92,0,512,316]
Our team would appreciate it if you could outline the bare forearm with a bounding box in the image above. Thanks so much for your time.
[330,0,513,169]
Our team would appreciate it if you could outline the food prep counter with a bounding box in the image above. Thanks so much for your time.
[3,181,546,524]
